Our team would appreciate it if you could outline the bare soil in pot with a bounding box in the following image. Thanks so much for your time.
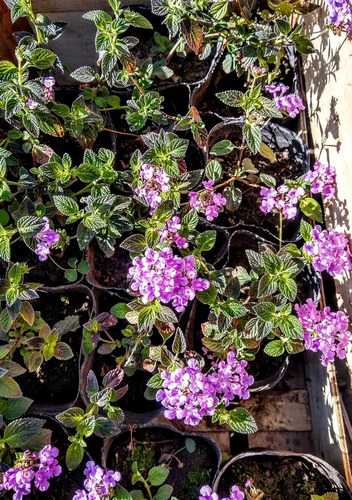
[125,7,216,87]
[16,288,92,409]
[215,452,352,499]
[105,426,220,500]
[207,121,309,239]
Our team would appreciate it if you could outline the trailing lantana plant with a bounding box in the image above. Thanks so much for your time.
[0,0,351,497]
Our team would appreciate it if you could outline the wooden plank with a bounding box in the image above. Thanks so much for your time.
[248,431,314,454]
[242,389,312,432]
[304,351,348,475]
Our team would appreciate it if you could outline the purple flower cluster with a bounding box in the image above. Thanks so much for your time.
[305,161,336,199]
[303,225,352,276]
[295,299,352,366]
[128,247,209,313]
[34,217,60,261]
[134,163,171,214]
[159,216,189,249]
[265,83,305,118]
[73,461,121,500]
[208,351,254,404]
[0,445,61,500]
[189,180,226,222]
[27,76,56,110]
[325,0,352,36]
[156,353,253,426]
[260,185,306,219]
[199,485,244,500]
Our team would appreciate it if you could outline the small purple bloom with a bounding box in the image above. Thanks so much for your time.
[28,99,39,110]
[73,461,121,500]
[34,217,60,261]
[296,299,352,366]
[303,225,352,277]
[43,76,55,88]
[189,181,226,221]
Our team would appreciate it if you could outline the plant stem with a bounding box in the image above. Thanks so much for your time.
[279,211,283,250]
[166,38,183,65]
[49,255,68,271]
[75,182,95,197]
[104,128,139,138]
[131,78,146,96]
[140,475,154,500]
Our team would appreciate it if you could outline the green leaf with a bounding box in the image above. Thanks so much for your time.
[263,253,282,275]
[195,230,216,251]
[185,437,196,453]
[138,306,156,331]
[210,0,228,19]
[120,234,146,254]
[86,370,99,398]
[278,277,297,301]
[293,35,315,54]
[4,417,44,448]
[147,373,163,389]
[299,197,323,223]
[28,48,56,69]
[1,396,33,420]
[155,484,173,500]
[196,285,217,305]
[243,123,262,154]
[54,342,74,360]
[110,303,131,319]
[300,220,312,241]
[56,407,85,428]
[8,263,22,284]
[260,173,276,188]
[77,416,95,437]
[206,160,223,181]
[148,466,169,487]
[223,185,242,211]
[113,484,133,500]
[70,66,97,83]
[77,222,95,250]
[77,261,90,274]
[216,90,244,107]
[0,61,18,81]
[222,299,247,318]
[27,351,43,372]
[0,377,22,398]
[37,115,64,137]
[172,328,186,354]
[258,275,278,297]
[65,269,78,282]
[210,140,236,156]
[264,340,285,357]
[94,417,120,437]
[259,142,277,162]
[253,302,276,321]
[182,209,198,230]
[152,200,174,223]
[277,315,303,339]
[66,442,84,470]
[228,407,257,433]
[17,216,45,238]
[53,195,80,216]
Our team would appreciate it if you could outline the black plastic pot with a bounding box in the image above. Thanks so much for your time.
[80,289,163,426]
[213,450,352,499]
[17,284,95,416]
[206,119,310,243]
[29,417,93,499]
[102,424,222,500]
